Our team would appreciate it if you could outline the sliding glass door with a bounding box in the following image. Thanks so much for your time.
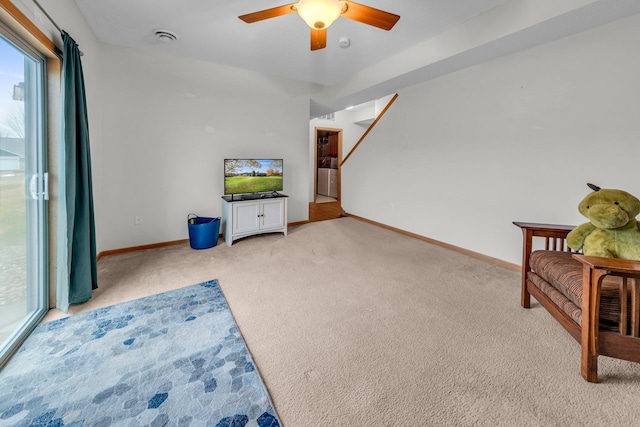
[0,25,48,368]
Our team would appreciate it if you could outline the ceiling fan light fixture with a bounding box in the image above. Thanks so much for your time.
[296,0,343,30]
[238,1,399,51]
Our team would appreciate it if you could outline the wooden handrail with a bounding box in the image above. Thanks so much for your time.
[340,93,399,166]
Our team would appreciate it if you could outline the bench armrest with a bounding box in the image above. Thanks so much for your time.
[513,221,575,238]
[573,254,640,276]
[572,254,640,382]
[514,222,576,308]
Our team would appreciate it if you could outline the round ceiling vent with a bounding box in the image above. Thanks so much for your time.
[154,29,178,43]
[338,37,350,48]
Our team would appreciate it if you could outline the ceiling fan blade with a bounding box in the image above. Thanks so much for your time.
[341,1,400,31]
[310,29,327,51]
[239,3,297,23]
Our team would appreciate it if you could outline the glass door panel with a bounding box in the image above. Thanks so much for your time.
[0,28,47,368]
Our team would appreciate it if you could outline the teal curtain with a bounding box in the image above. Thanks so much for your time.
[56,31,97,313]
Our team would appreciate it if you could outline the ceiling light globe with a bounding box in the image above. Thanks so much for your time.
[296,0,343,30]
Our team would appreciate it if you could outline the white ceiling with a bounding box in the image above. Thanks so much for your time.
[72,0,640,116]
[72,0,510,86]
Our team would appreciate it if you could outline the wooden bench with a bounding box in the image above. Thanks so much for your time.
[514,222,640,382]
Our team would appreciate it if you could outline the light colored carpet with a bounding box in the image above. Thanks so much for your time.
[43,217,640,426]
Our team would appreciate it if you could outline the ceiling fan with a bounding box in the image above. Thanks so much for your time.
[239,0,400,51]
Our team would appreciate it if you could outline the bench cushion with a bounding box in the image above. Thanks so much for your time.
[528,272,582,325]
[528,250,623,331]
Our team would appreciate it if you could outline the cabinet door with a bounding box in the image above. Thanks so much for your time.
[328,134,338,156]
[261,199,285,229]
[232,202,260,234]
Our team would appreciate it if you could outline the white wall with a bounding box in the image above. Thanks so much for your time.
[341,13,640,265]
[12,0,312,254]
[98,45,311,251]
[13,0,640,264]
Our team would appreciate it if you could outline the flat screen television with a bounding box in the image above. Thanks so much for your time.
[224,159,283,195]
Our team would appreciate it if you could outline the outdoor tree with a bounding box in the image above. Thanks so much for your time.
[0,89,25,139]
[268,160,282,176]
[224,159,241,176]
[243,159,261,170]
[5,100,25,139]
[225,159,264,176]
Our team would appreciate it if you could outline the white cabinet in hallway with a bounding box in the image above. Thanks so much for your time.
[317,168,338,198]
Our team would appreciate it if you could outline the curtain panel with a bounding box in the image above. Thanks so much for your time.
[56,31,97,313]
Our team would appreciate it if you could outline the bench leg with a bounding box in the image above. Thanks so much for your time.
[581,353,598,383]
[581,266,607,383]
[521,282,531,308]
[521,229,533,309]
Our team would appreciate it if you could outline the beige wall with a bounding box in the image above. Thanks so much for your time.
[10,0,640,266]
[97,45,312,251]
[10,0,312,254]
[341,13,640,265]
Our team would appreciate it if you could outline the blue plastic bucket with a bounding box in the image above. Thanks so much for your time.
[187,214,220,249]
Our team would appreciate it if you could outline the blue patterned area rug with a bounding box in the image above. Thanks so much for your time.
[0,280,280,427]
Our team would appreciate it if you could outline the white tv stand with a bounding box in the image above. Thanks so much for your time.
[221,194,288,246]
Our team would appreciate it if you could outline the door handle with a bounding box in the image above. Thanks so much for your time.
[43,173,49,200]
[29,174,38,199]
[28,173,49,200]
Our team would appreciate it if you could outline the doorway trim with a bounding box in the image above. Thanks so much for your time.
[313,127,342,204]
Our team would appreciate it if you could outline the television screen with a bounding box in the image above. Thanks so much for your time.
[224,159,283,195]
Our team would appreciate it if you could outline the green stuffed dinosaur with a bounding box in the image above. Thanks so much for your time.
[566,183,640,260]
